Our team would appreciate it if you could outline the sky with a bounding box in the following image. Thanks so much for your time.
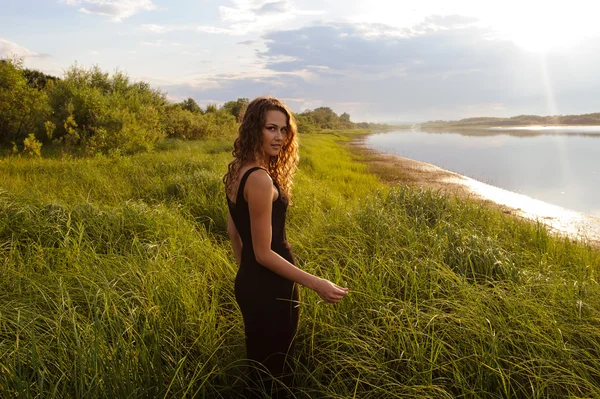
[1,0,600,123]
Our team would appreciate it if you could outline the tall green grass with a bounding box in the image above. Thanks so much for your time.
[1,132,599,398]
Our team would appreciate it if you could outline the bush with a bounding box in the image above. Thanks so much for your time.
[0,58,50,145]
[164,106,237,140]
[221,98,248,122]
[46,65,167,155]
[85,105,165,155]
[164,107,206,140]
[22,133,42,157]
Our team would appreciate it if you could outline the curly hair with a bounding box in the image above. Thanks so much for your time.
[223,96,299,200]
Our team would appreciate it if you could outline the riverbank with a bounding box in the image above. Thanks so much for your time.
[348,134,600,246]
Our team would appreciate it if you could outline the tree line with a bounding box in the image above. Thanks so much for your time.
[0,58,379,157]
[422,113,600,128]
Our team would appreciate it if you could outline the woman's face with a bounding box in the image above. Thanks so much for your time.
[260,109,289,160]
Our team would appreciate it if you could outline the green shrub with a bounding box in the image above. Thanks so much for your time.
[164,107,207,140]
[221,97,248,121]
[0,58,50,145]
[164,106,237,140]
[22,133,42,157]
[45,65,167,155]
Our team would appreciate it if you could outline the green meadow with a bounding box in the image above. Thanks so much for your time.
[1,131,599,398]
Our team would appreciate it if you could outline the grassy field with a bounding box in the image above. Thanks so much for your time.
[1,131,599,398]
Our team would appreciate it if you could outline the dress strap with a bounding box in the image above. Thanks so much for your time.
[236,166,266,204]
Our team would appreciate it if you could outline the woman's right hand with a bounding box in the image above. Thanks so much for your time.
[313,278,349,303]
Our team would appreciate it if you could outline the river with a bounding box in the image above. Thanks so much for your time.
[365,126,600,218]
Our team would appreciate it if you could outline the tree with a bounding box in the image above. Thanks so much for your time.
[22,68,59,90]
[311,107,338,129]
[180,97,203,114]
[0,58,49,145]
[295,113,318,133]
[221,97,249,121]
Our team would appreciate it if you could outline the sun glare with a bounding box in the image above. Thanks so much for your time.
[502,22,581,53]
[354,1,600,53]
[483,2,600,53]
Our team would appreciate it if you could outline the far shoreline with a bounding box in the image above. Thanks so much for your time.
[345,132,600,247]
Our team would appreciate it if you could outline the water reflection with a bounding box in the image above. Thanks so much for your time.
[490,125,600,134]
[365,126,600,222]
[448,173,600,243]
[423,126,600,138]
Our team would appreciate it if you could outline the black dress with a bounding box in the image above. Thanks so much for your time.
[226,166,300,397]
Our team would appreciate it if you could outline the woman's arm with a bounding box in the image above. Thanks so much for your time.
[227,210,242,266]
[246,170,349,303]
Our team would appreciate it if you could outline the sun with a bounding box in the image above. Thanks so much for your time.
[505,26,571,53]
[499,17,588,53]
[482,2,600,53]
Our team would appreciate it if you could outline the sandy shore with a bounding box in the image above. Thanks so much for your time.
[348,135,600,246]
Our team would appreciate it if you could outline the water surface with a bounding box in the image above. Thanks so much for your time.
[365,126,600,217]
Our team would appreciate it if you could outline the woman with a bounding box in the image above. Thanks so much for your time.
[224,96,349,397]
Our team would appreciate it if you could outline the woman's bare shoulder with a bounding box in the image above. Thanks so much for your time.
[245,167,272,188]
[233,164,271,202]
[228,164,263,201]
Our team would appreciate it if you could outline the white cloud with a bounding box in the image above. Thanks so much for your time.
[0,39,38,58]
[139,40,181,47]
[157,18,600,122]
[219,0,292,22]
[140,23,238,35]
[255,1,290,16]
[181,50,209,56]
[345,0,600,53]
[196,26,238,35]
[62,0,156,21]
[219,2,255,22]
[0,39,60,76]
[140,23,171,33]
[138,1,325,37]
[214,0,324,35]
